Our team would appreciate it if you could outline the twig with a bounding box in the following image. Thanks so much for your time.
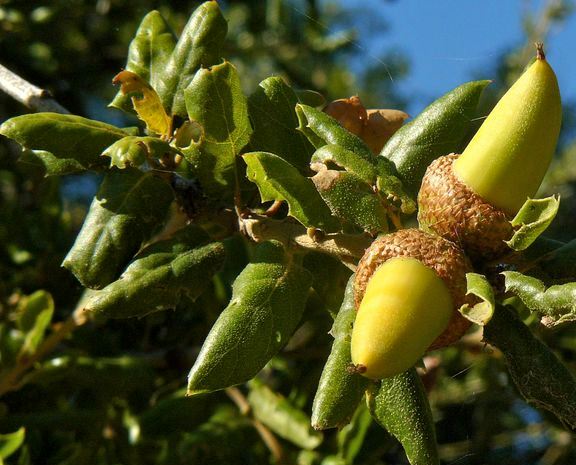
[240,215,371,270]
[225,387,288,465]
[0,306,88,397]
[0,63,69,114]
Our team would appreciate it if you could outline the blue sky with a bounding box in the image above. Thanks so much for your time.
[339,0,576,115]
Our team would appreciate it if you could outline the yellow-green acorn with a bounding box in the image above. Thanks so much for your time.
[418,44,562,262]
[351,229,473,379]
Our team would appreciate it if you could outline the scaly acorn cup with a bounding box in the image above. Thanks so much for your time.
[351,229,473,379]
[418,44,562,263]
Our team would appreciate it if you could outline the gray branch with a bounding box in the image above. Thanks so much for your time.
[0,63,69,114]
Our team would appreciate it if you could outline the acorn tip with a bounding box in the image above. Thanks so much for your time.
[347,363,367,374]
[535,42,545,60]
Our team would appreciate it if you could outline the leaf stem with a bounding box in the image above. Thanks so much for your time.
[0,306,88,397]
[225,387,288,465]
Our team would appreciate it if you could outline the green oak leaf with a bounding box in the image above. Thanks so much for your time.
[156,1,227,117]
[18,149,84,176]
[16,290,54,357]
[0,113,127,175]
[367,369,439,465]
[84,227,225,318]
[311,144,378,184]
[310,144,415,218]
[375,158,417,214]
[109,10,176,113]
[248,77,314,171]
[336,404,373,464]
[503,271,576,326]
[312,275,369,430]
[458,272,495,325]
[296,104,374,160]
[248,379,322,450]
[381,80,490,195]
[484,304,576,429]
[103,136,178,169]
[244,151,340,232]
[187,241,312,395]
[182,61,252,202]
[506,196,560,251]
[0,427,25,461]
[62,168,173,289]
[311,169,388,234]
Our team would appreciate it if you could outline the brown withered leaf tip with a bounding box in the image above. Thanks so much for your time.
[323,96,409,154]
[362,109,409,154]
[323,96,368,135]
[417,154,514,264]
[354,228,475,350]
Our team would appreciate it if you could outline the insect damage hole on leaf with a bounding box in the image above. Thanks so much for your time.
[113,70,173,139]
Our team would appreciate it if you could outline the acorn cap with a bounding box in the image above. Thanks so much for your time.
[417,154,514,263]
[354,228,474,350]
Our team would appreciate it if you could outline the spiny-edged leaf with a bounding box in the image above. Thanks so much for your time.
[0,427,25,460]
[84,227,225,318]
[296,104,374,160]
[503,271,576,326]
[16,291,54,357]
[109,10,176,112]
[484,304,576,429]
[337,404,372,464]
[248,77,314,170]
[367,369,439,465]
[244,151,340,232]
[0,113,127,174]
[187,241,312,395]
[248,379,323,450]
[382,80,490,195]
[311,144,377,184]
[62,169,173,289]
[112,70,172,138]
[156,1,227,117]
[312,275,369,430]
[182,61,252,202]
[312,169,388,234]
[310,144,415,218]
[375,158,417,215]
[103,136,178,169]
[506,196,560,251]
[459,272,495,325]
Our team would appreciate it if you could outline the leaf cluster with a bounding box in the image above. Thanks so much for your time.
[2,2,576,465]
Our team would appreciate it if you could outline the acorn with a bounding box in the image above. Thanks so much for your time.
[418,44,562,263]
[351,228,473,379]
